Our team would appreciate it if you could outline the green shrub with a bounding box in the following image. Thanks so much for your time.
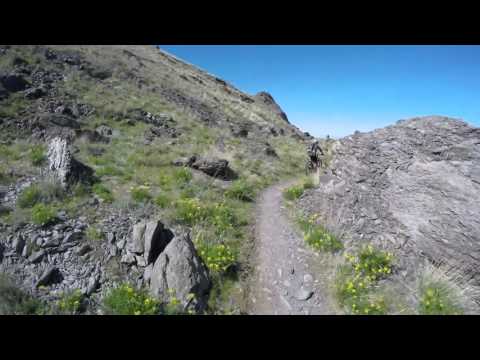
[351,245,393,280]
[175,198,207,226]
[31,203,57,226]
[17,185,42,208]
[225,179,256,201]
[92,183,114,203]
[335,245,394,315]
[18,182,65,209]
[208,201,236,236]
[304,227,343,252]
[197,242,236,274]
[297,213,343,252]
[57,289,84,314]
[418,282,463,315]
[173,167,192,185]
[283,185,304,201]
[155,193,171,209]
[102,283,160,315]
[131,185,152,203]
[29,145,46,167]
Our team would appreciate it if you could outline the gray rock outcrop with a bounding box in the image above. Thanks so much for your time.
[299,116,480,284]
[47,137,95,188]
[150,233,211,312]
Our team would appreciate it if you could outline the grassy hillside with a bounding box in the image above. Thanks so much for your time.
[0,45,309,314]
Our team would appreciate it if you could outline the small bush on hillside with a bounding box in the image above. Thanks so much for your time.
[335,245,394,315]
[154,193,171,209]
[92,183,114,203]
[304,227,343,252]
[29,145,46,167]
[175,198,206,225]
[197,242,236,274]
[102,283,160,315]
[57,289,85,314]
[17,185,42,208]
[173,167,192,185]
[31,203,57,226]
[418,281,463,315]
[297,213,343,253]
[17,182,65,209]
[130,185,152,203]
[208,202,237,236]
[283,184,304,201]
[225,179,256,201]
[351,245,393,280]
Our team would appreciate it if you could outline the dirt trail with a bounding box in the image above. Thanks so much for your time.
[247,181,336,315]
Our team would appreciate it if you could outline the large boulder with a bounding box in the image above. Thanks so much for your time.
[47,137,95,188]
[299,116,480,284]
[190,157,237,180]
[127,220,174,265]
[150,233,211,313]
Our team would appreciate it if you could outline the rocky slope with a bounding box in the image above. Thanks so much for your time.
[0,45,310,314]
[298,116,480,307]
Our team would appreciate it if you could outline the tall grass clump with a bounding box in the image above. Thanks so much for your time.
[335,245,394,315]
[297,213,343,253]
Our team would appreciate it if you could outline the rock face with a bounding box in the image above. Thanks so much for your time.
[150,233,211,312]
[47,137,94,188]
[299,116,480,283]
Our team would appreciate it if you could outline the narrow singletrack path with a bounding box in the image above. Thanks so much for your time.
[247,181,336,315]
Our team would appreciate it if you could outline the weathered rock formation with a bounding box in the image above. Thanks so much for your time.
[150,233,211,312]
[299,116,480,284]
[47,137,94,188]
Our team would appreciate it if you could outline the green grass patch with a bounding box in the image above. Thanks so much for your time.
[335,245,394,314]
[297,214,343,253]
[130,185,152,203]
[196,242,236,274]
[92,183,114,203]
[418,281,463,315]
[102,283,160,315]
[17,185,42,208]
[17,182,65,209]
[154,192,171,209]
[57,289,85,314]
[225,178,257,201]
[283,184,304,201]
[31,203,57,226]
[29,145,46,167]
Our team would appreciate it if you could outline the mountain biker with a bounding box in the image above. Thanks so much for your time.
[307,140,324,169]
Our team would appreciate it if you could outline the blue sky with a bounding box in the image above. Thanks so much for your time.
[159,45,480,138]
